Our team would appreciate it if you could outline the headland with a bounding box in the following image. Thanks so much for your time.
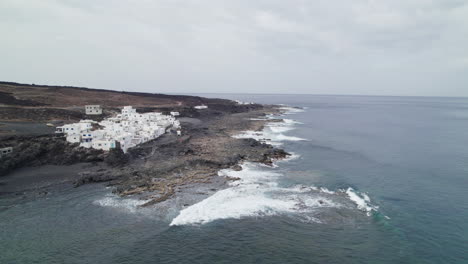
[0,81,289,205]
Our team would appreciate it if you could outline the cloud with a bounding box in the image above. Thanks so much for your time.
[254,10,304,33]
[0,0,467,96]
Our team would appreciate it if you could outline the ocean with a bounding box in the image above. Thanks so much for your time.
[1,94,467,263]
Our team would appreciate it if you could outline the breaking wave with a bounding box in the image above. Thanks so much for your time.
[170,163,341,226]
[170,106,380,226]
[279,106,306,114]
[344,188,378,216]
[280,105,305,114]
[233,131,305,146]
[235,113,306,146]
[94,195,147,214]
[170,163,379,226]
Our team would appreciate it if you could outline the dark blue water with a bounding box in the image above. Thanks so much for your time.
[1,95,467,263]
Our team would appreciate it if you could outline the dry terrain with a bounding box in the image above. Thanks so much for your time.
[0,81,250,132]
[0,81,288,206]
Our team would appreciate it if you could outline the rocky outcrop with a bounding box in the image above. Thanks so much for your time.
[73,169,121,187]
[86,107,290,205]
[104,148,129,167]
[1,103,288,206]
[0,135,105,177]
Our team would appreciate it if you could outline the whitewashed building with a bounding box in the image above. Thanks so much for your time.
[85,105,102,115]
[92,139,116,151]
[56,120,95,134]
[235,100,254,105]
[194,105,208,110]
[66,134,81,143]
[56,106,180,153]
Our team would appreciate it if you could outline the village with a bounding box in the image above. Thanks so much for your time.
[55,105,184,153]
[0,102,210,158]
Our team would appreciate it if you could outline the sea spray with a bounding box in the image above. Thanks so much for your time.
[235,115,306,146]
[170,163,342,226]
[170,164,296,226]
[170,106,381,226]
[94,194,147,214]
[344,188,378,216]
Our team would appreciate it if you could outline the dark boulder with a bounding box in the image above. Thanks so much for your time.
[0,135,105,177]
[104,148,129,167]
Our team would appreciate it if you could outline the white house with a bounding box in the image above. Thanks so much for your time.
[235,100,254,105]
[57,106,181,153]
[55,124,77,134]
[66,134,81,143]
[121,106,137,118]
[56,120,95,134]
[85,105,102,115]
[0,147,13,157]
[194,105,208,110]
[92,139,116,151]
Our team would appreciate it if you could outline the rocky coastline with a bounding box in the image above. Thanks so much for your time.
[0,103,290,205]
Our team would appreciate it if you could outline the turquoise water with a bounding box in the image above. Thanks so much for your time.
[1,95,468,263]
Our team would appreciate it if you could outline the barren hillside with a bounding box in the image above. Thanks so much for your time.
[0,81,247,124]
[0,81,228,107]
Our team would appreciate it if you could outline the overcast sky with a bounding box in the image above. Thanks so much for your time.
[1,0,467,96]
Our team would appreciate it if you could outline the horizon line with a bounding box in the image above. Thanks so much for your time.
[172,92,468,100]
[2,80,467,99]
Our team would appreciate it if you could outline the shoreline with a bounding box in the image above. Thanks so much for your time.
[0,104,292,206]
[93,105,302,225]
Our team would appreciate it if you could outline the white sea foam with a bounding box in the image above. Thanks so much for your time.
[171,164,293,225]
[169,164,380,226]
[320,187,335,194]
[344,188,378,216]
[267,125,295,134]
[282,118,304,125]
[265,152,301,168]
[170,163,341,226]
[281,152,301,162]
[233,131,304,147]
[266,119,302,133]
[170,186,297,225]
[170,105,380,226]
[234,115,306,146]
[280,106,305,114]
[171,106,314,226]
[94,195,147,214]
